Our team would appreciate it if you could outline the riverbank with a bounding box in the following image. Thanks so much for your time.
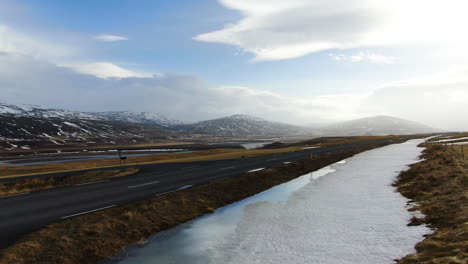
[395,144,468,263]
[0,140,396,264]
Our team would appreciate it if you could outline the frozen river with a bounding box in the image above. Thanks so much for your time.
[113,139,430,264]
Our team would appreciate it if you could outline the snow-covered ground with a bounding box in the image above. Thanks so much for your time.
[241,142,273,149]
[435,136,468,143]
[115,139,430,264]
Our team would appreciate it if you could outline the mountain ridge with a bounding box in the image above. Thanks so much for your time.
[0,102,183,127]
[172,114,313,137]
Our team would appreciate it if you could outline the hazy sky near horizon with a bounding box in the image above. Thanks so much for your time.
[0,0,467,130]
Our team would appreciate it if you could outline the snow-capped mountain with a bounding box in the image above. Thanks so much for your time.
[0,115,179,151]
[0,102,182,127]
[320,115,438,136]
[172,115,312,137]
[93,111,184,127]
[0,103,184,151]
[0,103,98,120]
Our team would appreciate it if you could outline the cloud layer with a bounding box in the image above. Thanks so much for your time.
[196,0,468,61]
[0,25,71,59]
[1,52,467,130]
[95,34,128,42]
[69,62,148,79]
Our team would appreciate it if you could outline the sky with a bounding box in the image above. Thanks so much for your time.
[0,0,467,130]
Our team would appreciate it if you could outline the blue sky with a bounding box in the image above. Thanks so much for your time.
[0,0,467,129]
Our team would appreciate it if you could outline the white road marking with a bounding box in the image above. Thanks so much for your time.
[248,168,265,173]
[154,185,195,197]
[177,185,193,191]
[74,179,110,186]
[61,205,116,219]
[219,166,236,170]
[182,165,200,170]
[0,192,30,199]
[283,162,291,164]
[128,181,159,189]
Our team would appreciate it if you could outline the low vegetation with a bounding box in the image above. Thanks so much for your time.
[0,141,393,264]
[0,168,139,196]
[395,143,468,264]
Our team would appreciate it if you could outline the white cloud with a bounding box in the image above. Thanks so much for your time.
[196,0,468,61]
[68,62,149,79]
[0,25,71,59]
[95,34,128,42]
[329,52,396,64]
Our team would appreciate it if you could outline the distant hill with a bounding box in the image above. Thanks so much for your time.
[172,115,312,137]
[320,115,438,136]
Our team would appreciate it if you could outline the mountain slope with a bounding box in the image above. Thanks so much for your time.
[0,102,182,127]
[172,115,311,137]
[0,115,179,151]
[320,115,438,136]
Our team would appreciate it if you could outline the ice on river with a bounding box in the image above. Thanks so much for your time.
[115,139,431,264]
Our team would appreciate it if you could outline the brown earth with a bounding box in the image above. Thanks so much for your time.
[0,140,396,264]
[395,143,468,264]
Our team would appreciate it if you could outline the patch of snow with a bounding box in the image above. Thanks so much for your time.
[435,136,468,143]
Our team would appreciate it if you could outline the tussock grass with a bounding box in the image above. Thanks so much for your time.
[0,168,139,196]
[395,144,468,264]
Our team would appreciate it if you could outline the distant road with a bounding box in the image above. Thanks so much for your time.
[0,137,407,248]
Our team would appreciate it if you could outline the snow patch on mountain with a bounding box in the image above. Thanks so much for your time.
[0,102,183,127]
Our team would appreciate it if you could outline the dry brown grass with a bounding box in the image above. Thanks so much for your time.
[395,144,468,264]
[0,141,394,264]
[0,168,139,196]
[0,147,304,179]
[288,135,409,148]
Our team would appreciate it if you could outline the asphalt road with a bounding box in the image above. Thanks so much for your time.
[0,137,410,248]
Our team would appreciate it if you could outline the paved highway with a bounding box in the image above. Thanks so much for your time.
[0,138,408,248]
